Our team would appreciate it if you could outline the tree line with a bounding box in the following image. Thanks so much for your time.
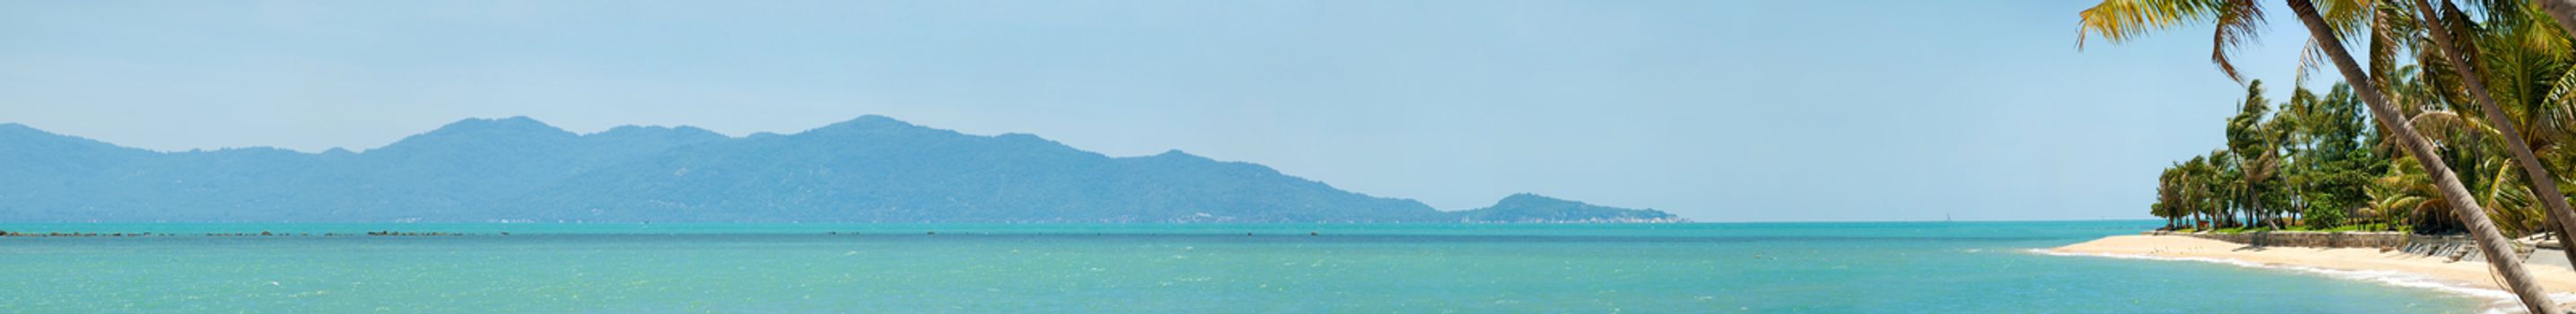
[2127,0,2576,237]
[2083,0,2576,310]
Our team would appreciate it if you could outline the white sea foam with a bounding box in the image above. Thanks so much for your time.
[2032,249,2576,313]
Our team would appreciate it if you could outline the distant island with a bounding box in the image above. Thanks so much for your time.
[0,116,1682,223]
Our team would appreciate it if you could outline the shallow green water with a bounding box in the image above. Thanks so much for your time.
[0,221,2494,313]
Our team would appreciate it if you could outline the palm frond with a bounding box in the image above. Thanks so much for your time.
[2078,0,2265,81]
[2409,109,2503,143]
[2320,0,2381,39]
[2211,0,2267,82]
[2079,0,2221,46]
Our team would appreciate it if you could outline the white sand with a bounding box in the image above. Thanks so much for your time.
[2050,235,2576,312]
[2060,235,2576,292]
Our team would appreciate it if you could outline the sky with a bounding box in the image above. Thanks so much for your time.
[0,0,2336,222]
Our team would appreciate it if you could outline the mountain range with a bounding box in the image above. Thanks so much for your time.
[0,116,1682,222]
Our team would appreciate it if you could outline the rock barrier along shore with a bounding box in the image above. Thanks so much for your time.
[2145,231,2535,263]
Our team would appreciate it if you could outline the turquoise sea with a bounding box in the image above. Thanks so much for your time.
[0,221,2499,313]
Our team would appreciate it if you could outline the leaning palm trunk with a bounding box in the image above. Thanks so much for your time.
[2289,1,2564,312]
[2413,0,2576,268]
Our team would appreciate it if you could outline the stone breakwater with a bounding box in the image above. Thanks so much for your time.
[2145,231,2411,249]
[2144,231,2534,263]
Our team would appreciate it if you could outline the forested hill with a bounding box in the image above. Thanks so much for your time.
[0,117,1682,222]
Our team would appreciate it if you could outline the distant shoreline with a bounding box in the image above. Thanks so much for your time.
[2047,234,2576,312]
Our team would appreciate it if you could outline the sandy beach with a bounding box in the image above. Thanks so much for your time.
[2053,234,2576,310]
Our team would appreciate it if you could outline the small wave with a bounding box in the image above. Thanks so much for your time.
[2031,249,2576,313]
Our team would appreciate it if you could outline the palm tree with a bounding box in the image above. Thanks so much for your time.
[2376,154,2461,229]
[2183,155,2219,228]
[2159,165,2189,229]
[2278,87,2319,225]
[2405,0,2576,265]
[2212,149,2249,226]
[2290,3,2563,311]
[2189,154,2228,228]
[2079,1,2564,311]
[2226,81,2291,227]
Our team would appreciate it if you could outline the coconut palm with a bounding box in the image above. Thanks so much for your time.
[2191,154,2232,227]
[2180,155,2219,228]
[2078,0,2564,310]
[2404,0,2576,262]
[2211,149,2250,226]
[2157,165,2189,229]
[2291,3,2563,311]
[2227,81,2295,227]
[2160,153,2241,230]
[2375,155,2459,229]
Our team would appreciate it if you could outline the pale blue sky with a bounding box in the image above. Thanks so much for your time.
[0,0,2328,221]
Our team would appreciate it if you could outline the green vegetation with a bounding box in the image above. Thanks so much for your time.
[2082,0,2576,310]
[2148,81,2396,232]
[2094,1,2576,238]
